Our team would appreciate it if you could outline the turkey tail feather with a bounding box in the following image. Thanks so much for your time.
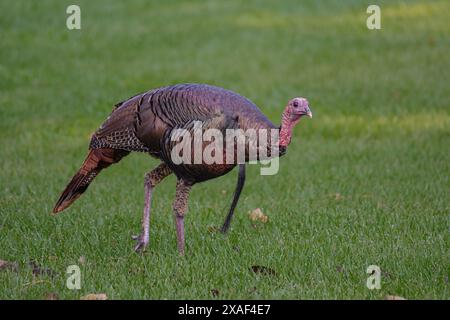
[52,148,129,214]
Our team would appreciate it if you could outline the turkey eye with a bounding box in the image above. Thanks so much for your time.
[293,101,299,107]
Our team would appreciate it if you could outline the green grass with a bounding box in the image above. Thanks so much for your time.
[0,0,449,299]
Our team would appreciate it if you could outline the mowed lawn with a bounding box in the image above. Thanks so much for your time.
[0,0,449,299]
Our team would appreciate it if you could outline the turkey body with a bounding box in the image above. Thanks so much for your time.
[90,83,278,183]
[54,83,287,255]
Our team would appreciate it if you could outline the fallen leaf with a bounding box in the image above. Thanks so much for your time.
[22,279,51,287]
[249,286,258,294]
[248,208,268,223]
[207,225,219,233]
[335,266,349,278]
[29,261,57,278]
[0,259,19,272]
[250,265,277,276]
[78,256,86,265]
[385,295,406,300]
[382,270,392,279]
[210,289,220,297]
[80,293,108,300]
[45,292,59,300]
[127,267,144,275]
[333,193,344,201]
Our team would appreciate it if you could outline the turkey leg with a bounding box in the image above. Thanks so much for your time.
[133,162,172,252]
[221,164,246,233]
[173,179,192,256]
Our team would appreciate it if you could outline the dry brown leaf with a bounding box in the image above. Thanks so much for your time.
[249,286,258,294]
[22,279,51,287]
[45,292,59,300]
[0,259,19,272]
[78,256,86,265]
[80,293,108,300]
[29,261,56,278]
[385,295,406,300]
[248,208,268,223]
[333,193,344,201]
[207,225,219,233]
[250,265,277,276]
[210,289,220,297]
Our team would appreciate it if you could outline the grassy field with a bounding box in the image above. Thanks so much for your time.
[0,0,449,299]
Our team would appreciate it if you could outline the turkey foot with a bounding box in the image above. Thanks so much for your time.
[132,233,149,252]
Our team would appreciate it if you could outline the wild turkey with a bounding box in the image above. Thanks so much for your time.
[53,83,312,255]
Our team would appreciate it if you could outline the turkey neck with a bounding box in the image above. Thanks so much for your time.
[279,109,299,148]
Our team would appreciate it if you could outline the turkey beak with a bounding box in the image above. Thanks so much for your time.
[306,110,312,118]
